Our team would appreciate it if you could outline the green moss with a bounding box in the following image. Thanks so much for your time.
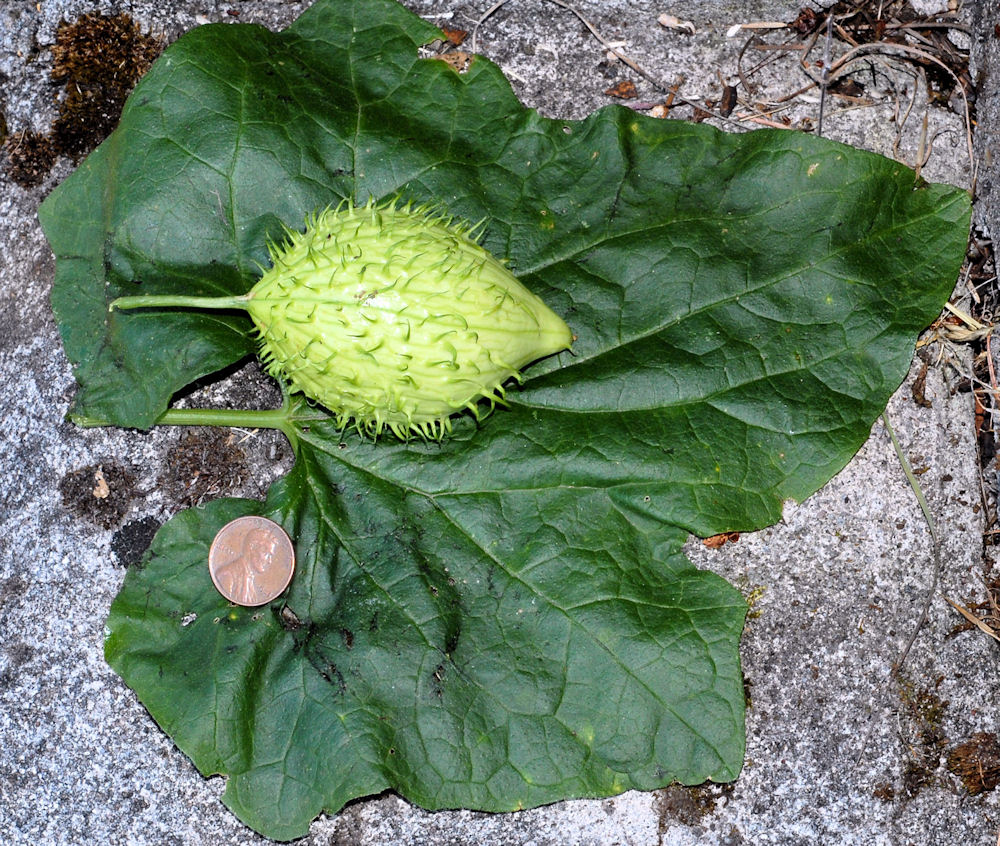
[897,676,949,796]
[745,584,767,620]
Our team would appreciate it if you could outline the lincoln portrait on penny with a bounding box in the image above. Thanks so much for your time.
[213,526,279,605]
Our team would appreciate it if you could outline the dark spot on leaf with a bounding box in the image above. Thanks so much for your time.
[431,662,445,698]
[278,604,303,631]
[305,634,349,694]
[341,628,354,649]
[317,663,346,695]
[444,624,460,656]
[110,515,161,568]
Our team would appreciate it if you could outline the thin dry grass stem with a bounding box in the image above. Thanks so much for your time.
[985,335,1000,451]
[816,12,835,137]
[736,101,795,121]
[470,0,509,54]
[891,65,922,162]
[882,412,940,677]
[735,36,759,96]
[738,115,795,129]
[834,21,860,48]
[961,254,995,306]
[943,300,986,331]
[856,411,942,763]
[733,21,787,32]
[737,30,808,94]
[228,428,261,446]
[914,79,930,179]
[944,595,1000,643]
[890,20,971,35]
[750,42,809,52]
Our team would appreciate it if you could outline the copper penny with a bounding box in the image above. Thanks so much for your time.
[208,516,295,606]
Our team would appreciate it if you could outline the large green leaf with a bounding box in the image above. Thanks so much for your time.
[107,437,747,839]
[40,0,970,840]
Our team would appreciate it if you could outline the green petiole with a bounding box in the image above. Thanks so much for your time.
[110,294,251,312]
[68,390,330,452]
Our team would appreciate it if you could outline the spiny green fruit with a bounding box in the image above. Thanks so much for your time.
[111,199,574,439]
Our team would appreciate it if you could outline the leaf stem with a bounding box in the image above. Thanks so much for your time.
[67,395,330,453]
[110,294,251,312]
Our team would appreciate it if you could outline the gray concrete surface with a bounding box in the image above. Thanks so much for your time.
[2,1,997,844]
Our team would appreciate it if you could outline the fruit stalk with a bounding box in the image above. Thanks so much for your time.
[111,294,250,311]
